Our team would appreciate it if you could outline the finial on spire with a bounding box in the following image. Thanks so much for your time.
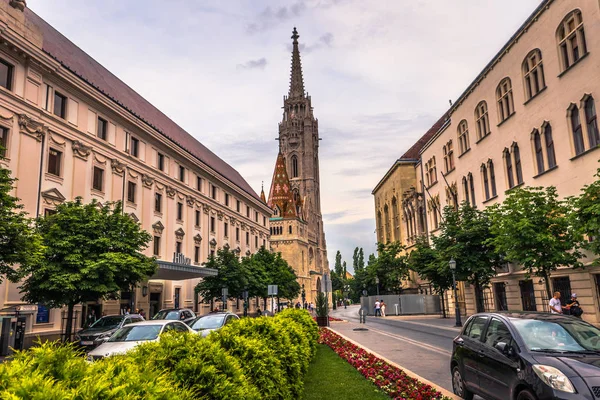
[260,181,266,203]
[292,27,299,43]
[288,27,305,99]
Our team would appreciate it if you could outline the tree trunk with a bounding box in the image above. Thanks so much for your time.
[474,281,484,313]
[64,302,74,343]
[544,272,552,302]
[263,297,267,311]
[210,298,214,311]
[440,290,447,318]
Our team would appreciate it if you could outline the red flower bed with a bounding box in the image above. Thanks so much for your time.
[319,328,451,400]
[312,316,344,322]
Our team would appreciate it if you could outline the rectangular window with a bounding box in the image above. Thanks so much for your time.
[179,165,185,182]
[195,210,200,227]
[255,211,259,222]
[153,236,160,256]
[0,59,13,90]
[224,222,229,238]
[127,181,136,203]
[130,137,139,157]
[176,241,182,254]
[255,236,258,248]
[44,209,57,217]
[211,185,217,200]
[92,166,104,191]
[210,250,215,258]
[210,216,215,232]
[263,216,266,226]
[47,148,62,176]
[236,227,240,242]
[246,232,249,245]
[236,200,241,213]
[194,246,200,263]
[0,127,8,158]
[246,206,250,218]
[197,176,202,191]
[157,152,164,171]
[263,239,266,247]
[97,117,107,140]
[53,91,67,119]
[225,193,229,207]
[552,277,572,306]
[155,193,162,213]
[177,202,183,220]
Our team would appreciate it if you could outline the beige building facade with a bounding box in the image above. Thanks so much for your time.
[0,0,271,343]
[375,0,600,324]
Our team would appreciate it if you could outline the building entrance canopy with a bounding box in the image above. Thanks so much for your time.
[152,260,217,281]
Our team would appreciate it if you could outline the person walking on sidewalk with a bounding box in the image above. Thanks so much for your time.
[380,300,386,317]
[374,300,381,317]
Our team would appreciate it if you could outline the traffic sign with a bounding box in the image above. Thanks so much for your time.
[268,285,278,296]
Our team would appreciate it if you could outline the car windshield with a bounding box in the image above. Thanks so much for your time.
[107,325,162,342]
[190,315,225,330]
[90,316,123,329]
[512,318,600,352]
[152,310,180,320]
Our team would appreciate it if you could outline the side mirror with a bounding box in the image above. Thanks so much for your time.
[495,341,515,357]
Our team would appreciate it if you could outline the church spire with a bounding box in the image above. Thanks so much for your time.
[260,181,266,203]
[267,152,297,218]
[288,27,305,99]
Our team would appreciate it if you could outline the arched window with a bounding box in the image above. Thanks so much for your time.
[512,143,523,185]
[488,160,497,197]
[585,96,599,148]
[468,173,476,206]
[496,78,515,122]
[570,105,585,155]
[504,148,514,189]
[274,206,280,217]
[377,211,383,243]
[543,123,557,169]
[384,205,391,243]
[481,164,490,201]
[533,129,544,174]
[462,176,470,205]
[457,120,470,155]
[442,140,454,173]
[291,156,299,178]
[289,225,292,234]
[557,10,587,71]
[475,101,490,140]
[392,197,400,242]
[522,49,545,100]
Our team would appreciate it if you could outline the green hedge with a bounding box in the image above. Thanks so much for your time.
[0,308,318,400]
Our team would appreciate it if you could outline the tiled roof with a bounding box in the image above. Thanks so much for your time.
[23,6,260,201]
[400,113,449,160]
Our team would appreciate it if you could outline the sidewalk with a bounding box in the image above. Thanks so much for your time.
[327,320,455,393]
[377,314,467,332]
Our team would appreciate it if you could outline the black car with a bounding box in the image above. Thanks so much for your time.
[151,308,196,324]
[451,312,600,400]
[186,312,239,337]
[75,314,145,349]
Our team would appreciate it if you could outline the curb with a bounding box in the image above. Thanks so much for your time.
[325,327,460,400]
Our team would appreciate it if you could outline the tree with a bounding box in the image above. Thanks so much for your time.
[196,245,246,308]
[487,186,582,300]
[0,161,43,283]
[331,250,345,292]
[433,203,502,312]
[352,247,359,272]
[367,242,408,295]
[20,199,155,341]
[572,168,600,265]
[358,248,365,271]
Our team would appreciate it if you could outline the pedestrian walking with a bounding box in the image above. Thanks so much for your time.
[374,299,381,317]
[380,300,386,317]
[139,308,146,319]
[549,292,562,314]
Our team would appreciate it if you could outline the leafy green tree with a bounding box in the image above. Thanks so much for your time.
[488,186,582,299]
[367,242,408,295]
[352,247,359,272]
[572,168,600,264]
[331,250,345,292]
[358,248,365,270]
[433,203,501,312]
[20,199,155,341]
[0,161,43,283]
[196,245,246,308]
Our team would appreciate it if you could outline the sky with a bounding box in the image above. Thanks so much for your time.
[27,0,541,272]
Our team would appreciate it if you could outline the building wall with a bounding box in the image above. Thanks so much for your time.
[0,1,270,341]
[419,0,600,323]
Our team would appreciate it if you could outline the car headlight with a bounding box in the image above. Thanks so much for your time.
[532,365,575,393]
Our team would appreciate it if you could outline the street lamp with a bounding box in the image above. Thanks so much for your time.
[449,259,462,327]
[301,284,306,309]
[375,276,380,297]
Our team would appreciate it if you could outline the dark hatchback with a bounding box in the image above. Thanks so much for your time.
[75,314,144,349]
[451,312,600,400]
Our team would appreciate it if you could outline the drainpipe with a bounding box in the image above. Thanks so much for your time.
[35,132,46,217]
[121,132,129,214]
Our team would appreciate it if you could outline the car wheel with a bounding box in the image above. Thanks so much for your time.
[516,389,537,400]
[452,366,474,400]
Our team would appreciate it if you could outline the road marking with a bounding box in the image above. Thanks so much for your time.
[365,326,453,357]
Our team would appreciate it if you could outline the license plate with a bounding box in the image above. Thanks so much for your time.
[81,341,94,346]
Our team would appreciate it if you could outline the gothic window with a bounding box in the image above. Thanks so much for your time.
[443,140,454,173]
[488,160,497,197]
[522,49,546,100]
[475,101,490,140]
[481,163,490,201]
[557,10,587,72]
[458,120,470,155]
[496,78,515,122]
[468,173,476,205]
[392,197,400,242]
[274,206,280,217]
[446,183,457,211]
[543,123,557,169]
[462,176,470,205]
[430,196,440,230]
[513,144,523,185]
[377,211,383,243]
[291,155,299,178]
[384,205,391,243]
[585,96,599,148]
[533,129,544,174]
[425,157,437,187]
[570,104,585,155]
[504,148,514,189]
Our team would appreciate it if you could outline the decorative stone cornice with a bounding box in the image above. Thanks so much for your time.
[111,158,125,175]
[141,174,154,188]
[41,188,65,206]
[240,222,247,230]
[230,217,237,225]
[175,227,185,241]
[210,238,217,248]
[18,114,47,142]
[166,186,176,199]
[186,196,196,207]
[152,221,164,235]
[203,204,211,214]
[250,227,257,234]
[129,213,139,222]
[217,210,224,220]
[72,140,91,160]
[246,250,251,256]
[193,234,202,244]
[235,246,241,254]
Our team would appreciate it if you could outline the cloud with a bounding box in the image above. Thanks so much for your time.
[237,57,268,70]
[246,2,307,34]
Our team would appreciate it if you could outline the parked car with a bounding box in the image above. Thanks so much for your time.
[187,312,239,337]
[87,320,193,360]
[151,308,196,324]
[75,314,144,349]
[451,312,600,400]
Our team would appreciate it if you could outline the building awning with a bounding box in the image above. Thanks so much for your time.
[152,260,218,281]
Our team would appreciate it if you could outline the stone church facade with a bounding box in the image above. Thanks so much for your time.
[266,28,328,305]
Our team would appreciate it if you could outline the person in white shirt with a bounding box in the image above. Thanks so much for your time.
[549,291,562,314]
[374,300,381,317]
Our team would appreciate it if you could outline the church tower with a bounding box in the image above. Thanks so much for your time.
[267,27,328,304]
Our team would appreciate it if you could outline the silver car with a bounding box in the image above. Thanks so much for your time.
[87,320,193,360]
[186,312,239,337]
